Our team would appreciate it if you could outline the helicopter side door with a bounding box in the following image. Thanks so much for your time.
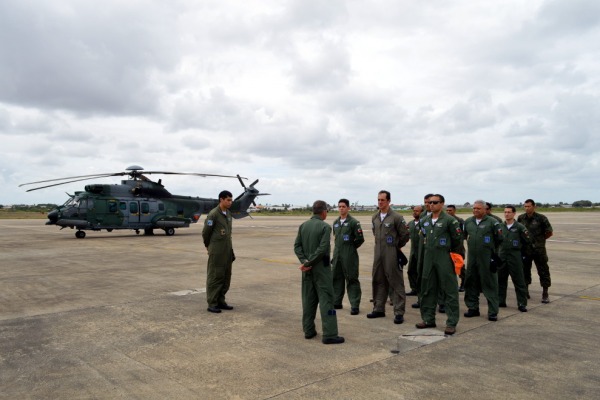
[126,200,158,227]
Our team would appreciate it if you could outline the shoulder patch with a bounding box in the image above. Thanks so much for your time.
[207,220,213,226]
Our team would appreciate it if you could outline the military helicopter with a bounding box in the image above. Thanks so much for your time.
[19,165,266,238]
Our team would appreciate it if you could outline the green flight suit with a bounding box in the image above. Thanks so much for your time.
[517,212,553,289]
[294,215,339,339]
[498,221,530,307]
[407,218,421,293]
[419,211,463,327]
[332,214,365,309]
[371,210,410,316]
[463,215,503,316]
[202,206,235,308]
[450,215,467,287]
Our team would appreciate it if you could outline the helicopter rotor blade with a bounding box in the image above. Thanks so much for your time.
[24,175,124,192]
[19,172,126,187]
[143,171,247,180]
[236,174,247,189]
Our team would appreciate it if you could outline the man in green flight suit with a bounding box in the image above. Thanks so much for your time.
[332,199,365,315]
[202,190,235,314]
[294,200,345,345]
[406,205,423,297]
[517,199,553,304]
[415,194,463,335]
[368,190,410,324]
[498,205,530,312]
[463,200,504,321]
[446,204,466,292]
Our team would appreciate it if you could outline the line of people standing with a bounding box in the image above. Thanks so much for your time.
[292,193,554,343]
[200,190,553,345]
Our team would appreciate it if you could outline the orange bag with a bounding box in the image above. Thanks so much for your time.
[450,252,464,275]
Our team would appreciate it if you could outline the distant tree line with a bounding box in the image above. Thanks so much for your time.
[0,204,58,212]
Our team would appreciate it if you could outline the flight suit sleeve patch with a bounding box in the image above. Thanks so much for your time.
[207,220,213,226]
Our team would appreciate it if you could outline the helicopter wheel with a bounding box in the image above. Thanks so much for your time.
[164,227,175,236]
[75,231,86,239]
[135,229,140,235]
[106,229,113,232]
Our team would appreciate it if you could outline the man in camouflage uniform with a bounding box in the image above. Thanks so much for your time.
[498,205,530,312]
[202,190,235,313]
[415,194,463,335]
[517,199,553,304]
[332,199,365,315]
[368,190,410,324]
[463,200,503,321]
[294,200,344,344]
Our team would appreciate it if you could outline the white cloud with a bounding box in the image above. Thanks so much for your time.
[1,0,599,208]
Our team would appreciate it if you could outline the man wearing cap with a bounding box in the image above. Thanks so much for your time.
[294,200,345,344]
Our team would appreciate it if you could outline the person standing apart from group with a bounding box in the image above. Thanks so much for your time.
[203,190,235,314]
[294,200,345,344]
[463,200,503,321]
[332,199,365,315]
[518,199,553,304]
[415,194,463,335]
[368,190,410,324]
[498,205,530,312]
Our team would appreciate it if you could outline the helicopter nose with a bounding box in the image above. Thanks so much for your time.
[47,209,59,224]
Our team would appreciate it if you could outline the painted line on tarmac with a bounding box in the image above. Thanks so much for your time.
[260,258,297,265]
[579,296,600,301]
[549,239,600,245]
[170,288,206,296]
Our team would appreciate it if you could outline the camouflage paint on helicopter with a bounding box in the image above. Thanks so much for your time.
[20,166,266,238]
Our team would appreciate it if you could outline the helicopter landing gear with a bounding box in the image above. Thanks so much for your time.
[164,227,175,236]
[144,228,154,236]
[75,230,86,239]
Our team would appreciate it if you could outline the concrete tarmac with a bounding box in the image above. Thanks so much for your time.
[1,213,599,399]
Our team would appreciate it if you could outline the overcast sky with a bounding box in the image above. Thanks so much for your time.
[1,0,599,208]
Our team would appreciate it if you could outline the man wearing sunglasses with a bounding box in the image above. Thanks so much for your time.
[415,194,463,335]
